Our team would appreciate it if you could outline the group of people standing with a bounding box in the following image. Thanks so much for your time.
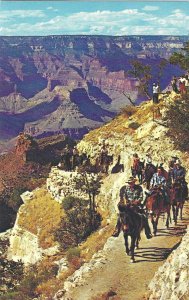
[58,145,88,171]
[152,73,189,105]
[171,75,189,95]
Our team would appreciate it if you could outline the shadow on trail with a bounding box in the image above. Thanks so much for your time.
[155,225,187,237]
[134,241,181,263]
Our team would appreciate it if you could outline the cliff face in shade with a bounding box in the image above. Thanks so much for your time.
[0,35,186,146]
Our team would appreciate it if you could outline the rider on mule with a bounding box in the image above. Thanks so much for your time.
[145,153,153,167]
[172,160,186,182]
[168,156,178,169]
[172,160,188,199]
[131,153,140,174]
[150,166,170,205]
[131,153,144,184]
[112,176,152,239]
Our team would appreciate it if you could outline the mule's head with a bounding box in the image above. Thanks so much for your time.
[120,211,130,233]
[145,192,160,211]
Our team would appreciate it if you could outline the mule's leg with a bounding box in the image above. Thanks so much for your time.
[151,214,156,236]
[130,236,136,263]
[166,210,170,228]
[172,205,177,224]
[154,215,159,236]
[176,205,179,222]
[124,234,130,256]
[135,234,141,249]
[180,204,183,220]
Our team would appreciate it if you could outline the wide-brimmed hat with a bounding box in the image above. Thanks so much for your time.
[126,176,137,183]
[175,159,181,165]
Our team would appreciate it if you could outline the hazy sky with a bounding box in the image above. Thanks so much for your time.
[0,1,189,36]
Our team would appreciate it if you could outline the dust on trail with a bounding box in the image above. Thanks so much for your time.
[67,203,189,300]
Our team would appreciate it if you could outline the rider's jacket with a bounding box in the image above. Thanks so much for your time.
[119,184,143,203]
[132,158,140,170]
[172,166,186,182]
[150,173,167,189]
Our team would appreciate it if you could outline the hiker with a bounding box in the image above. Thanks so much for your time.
[152,83,159,104]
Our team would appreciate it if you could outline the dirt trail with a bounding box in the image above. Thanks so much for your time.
[67,203,189,300]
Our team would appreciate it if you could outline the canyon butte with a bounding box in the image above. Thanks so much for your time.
[0,35,186,150]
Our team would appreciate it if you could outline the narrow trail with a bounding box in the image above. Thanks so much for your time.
[67,203,189,300]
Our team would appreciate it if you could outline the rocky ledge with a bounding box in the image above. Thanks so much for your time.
[147,226,189,300]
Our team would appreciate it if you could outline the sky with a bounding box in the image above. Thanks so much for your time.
[0,1,189,36]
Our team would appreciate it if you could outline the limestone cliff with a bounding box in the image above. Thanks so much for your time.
[7,190,60,265]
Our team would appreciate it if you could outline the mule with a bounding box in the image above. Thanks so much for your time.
[169,181,186,224]
[119,205,145,263]
[131,161,144,184]
[98,154,113,174]
[144,163,157,189]
[145,188,171,236]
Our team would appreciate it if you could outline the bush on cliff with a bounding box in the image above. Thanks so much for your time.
[164,96,189,151]
[121,105,138,117]
[170,42,189,70]
[55,196,101,250]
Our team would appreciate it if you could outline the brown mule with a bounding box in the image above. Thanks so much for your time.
[145,188,171,236]
[119,204,145,263]
[169,181,185,224]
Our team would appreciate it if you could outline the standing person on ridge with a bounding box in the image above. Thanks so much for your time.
[152,83,159,104]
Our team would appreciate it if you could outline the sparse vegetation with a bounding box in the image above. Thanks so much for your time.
[91,290,121,300]
[121,105,138,117]
[73,173,103,229]
[55,195,101,250]
[66,247,81,262]
[18,188,64,248]
[128,121,141,130]
[128,59,152,99]
[7,188,25,212]
[170,42,189,70]
[164,96,189,151]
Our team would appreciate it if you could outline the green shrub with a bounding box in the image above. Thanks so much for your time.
[8,188,25,211]
[0,292,30,300]
[66,247,81,262]
[164,96,189,151]
[62,196,88,211]
[55,197,101,250]
[128,122,141,130]
[18,271,40,298]
[121,105,137,117]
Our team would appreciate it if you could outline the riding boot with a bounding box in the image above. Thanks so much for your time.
[142,215,152,239]
[112,217,121,237]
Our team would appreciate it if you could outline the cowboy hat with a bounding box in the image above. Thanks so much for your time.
[126,176,137,183]
[175,159,181,165]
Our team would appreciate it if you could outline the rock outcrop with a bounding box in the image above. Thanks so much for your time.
[7,190,59,265]
[47,168,96,203]
[147,226,189,300]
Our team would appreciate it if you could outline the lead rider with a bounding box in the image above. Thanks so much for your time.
[112,176,152,239]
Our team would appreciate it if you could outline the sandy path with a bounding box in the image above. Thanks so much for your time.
[67,203,189,300]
